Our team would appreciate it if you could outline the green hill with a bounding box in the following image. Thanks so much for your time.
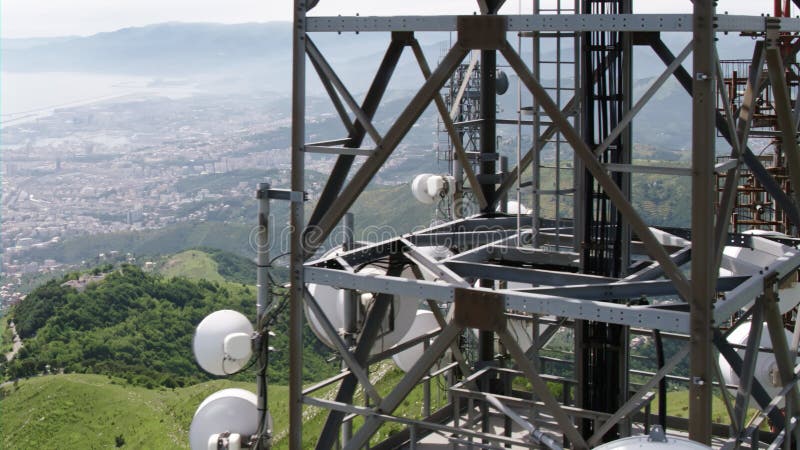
[0,374,284,450]
[158,250,226,283]
[4,264,337,387]
[0,365,444,450]
[153,248,258,285]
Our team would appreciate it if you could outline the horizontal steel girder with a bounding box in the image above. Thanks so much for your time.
[306,14,800,33]
[305,266,690,332]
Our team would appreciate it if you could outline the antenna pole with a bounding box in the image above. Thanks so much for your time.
[341,212,356,446]
[289,0,307,447]
[256,182,272,448]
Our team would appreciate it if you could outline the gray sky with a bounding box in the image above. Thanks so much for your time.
[1,0,773,39]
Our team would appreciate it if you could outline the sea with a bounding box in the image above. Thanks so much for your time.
[0,71,199,128]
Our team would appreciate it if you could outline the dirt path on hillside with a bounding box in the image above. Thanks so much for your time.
[5,322,22,362]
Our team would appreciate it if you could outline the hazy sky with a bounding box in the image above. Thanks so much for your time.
[1,0,774,39]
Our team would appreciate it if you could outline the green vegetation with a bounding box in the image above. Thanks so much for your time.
[4,264,337,387]
[155,247,257,285]
[0,316,13,355]
[649,388,766,428]
[349,184,433,236]
[158,250,226,282]
[0,374,188,449]
[0,372,765,450]
[197,247,256,284]
[19,222,256,267]
[347,367,451,446]
[0,374,302,450]
[0,368,410,449]
[518,158,691,228]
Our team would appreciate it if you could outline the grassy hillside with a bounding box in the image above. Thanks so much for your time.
[0,374,280,449]
[158,250,226,283]
[1,372,763,449]
[0,364,444,449]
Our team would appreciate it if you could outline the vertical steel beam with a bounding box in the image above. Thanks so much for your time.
[341,213,355,446]
[689,0,716,444]
[289,1,307,448]
[478,4,502,368]
[479,42,498,215]
[256,183,272,449]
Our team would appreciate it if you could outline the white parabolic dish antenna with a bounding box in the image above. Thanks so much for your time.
[307,265,417,354]
[193,309,254,376]
[189,388,271,450]
[722,232,800,313]
[392,310,441,372]
[593,435,710,450]
[718,321,791,401]
[411,173,454,204]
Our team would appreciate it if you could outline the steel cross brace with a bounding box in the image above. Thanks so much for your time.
[314,257,406,450]
[303,287,382,404]
[592,40,694,158]
[713,42,765,276]
[498,328,589,449]
[587,344,690,447]
[762,276,800,446]
[425,299,476,391]
[499,38,692,301]
[305,37,384,151]
[648,35,800,228]
[407,38,488,210]
[307,35,407,232]
[714,327,786,430]
[733,301,765,441]
[343,319,589,449]
[304,42,470,256]
[307,54,354,136]
[765,33,800,224]
[343,322,464,450]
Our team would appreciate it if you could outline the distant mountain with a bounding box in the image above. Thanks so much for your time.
[1,22,447,93]
[1,36,81,50]
[2,22,290,75]
[2,21,753,98]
